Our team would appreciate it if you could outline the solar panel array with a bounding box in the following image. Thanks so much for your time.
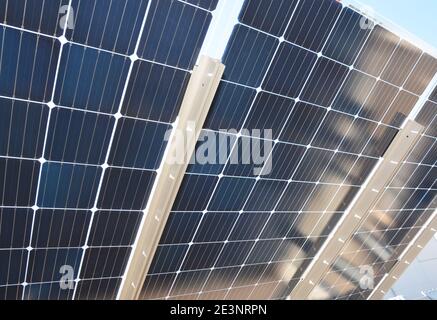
[309,86,437,300]
[140,0,437,300]
[0,0,215,300]
[0,0,436,301]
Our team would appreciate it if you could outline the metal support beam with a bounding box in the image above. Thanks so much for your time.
[368,208,437,300]
[288,120,424,299]
[118,56,225,300]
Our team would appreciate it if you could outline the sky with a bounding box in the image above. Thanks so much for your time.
[357,0,437,47]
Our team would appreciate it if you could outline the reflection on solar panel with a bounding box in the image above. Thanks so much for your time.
[0,0,213,300]
[0,0,436,301]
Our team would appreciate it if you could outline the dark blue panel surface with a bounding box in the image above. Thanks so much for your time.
[138,0,212,69]
[108,118,170,170]
[229,212,270,241]
[122,60,190,123]
[160,212,202,244]
[149,245,188,274]
[38,163,101,208]
[359,81,399,121]
[24,282,74,300]
[404,53,437,95]
[182,243,224,270]
[67,0,149,54]
[244,92,295,139]
[27,248,82,282]
[204,82,256,131]
[222,24,278,87]
[80,247,131,278]
[301,57,349,107]
[172,174,218,211]
[263,42,317,98]
[0,159,39,206]
[285,0,342,52]
[75,278,121,300]
[323,8,371,65]
[194,212,239,242]
[261,143,305,180]
[45,108,114,164]
[88,210,142,246]
[244,179,287,211]
[280,102,327,145]
[239,0,299,36]
[0,250,27,285]
[97,167,156,210]
[31,209,90,248]
[187,131,236,175]
[54,44,130,114]
[215,242,253,267]
[0,285,23,300]
[293,148,334,182]
[0,98,48,158]
[0,208,32,249]
[0,27,59,102]
[208,177,255,211]
[0,0,65,36]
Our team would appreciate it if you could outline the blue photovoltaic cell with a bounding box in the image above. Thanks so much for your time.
[122,60,190,123]
[244,92,295,139]
[87,210,142,246]
[149,245,188,274]
[0,208,33,248]
[138,0,212,70]
[0,98,48,158]
[285,0,342,52]
[259,143,306,180]
[239,0,299,37]
[0,27,59,102]
[0,250,27,286]
[204,81,256,131]
[37,163,102,208]
[222,24,278,87]
[27,248,82,282]
[75,278,122,300]
[108,118,170,170]
[32,209,91,248]
[172,174,218,211]
[312,111,355,150]
[24,283,74,300]
[244,179,287,211]
[0,0,66,36]
[67,0,149,55]
[97,167,156,210]
[263,42,317,98]
[300,57,349,107]
[403,53,437,95]
[80,247,132,278]
[323,7,371,65]
[160,212,202,244]
[54,44,130,114]
[0,159,39,207]
[207,177,255,211]
[187,131,235,175]
[45,108,114,165]
[280,102,327,145]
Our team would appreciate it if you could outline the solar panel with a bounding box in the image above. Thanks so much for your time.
[0,0,436,301]
[0,0,214,300]
[139,0,437,300]
[308,88,437,300]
